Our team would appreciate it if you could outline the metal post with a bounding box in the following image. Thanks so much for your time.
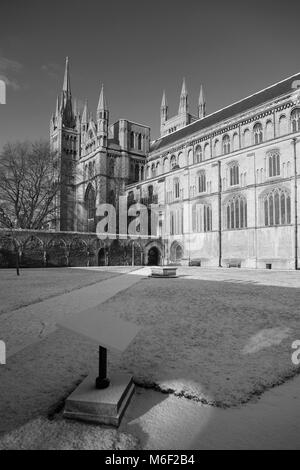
[132,242,135,266]
[218,160,222,267]
[293,138,298,270]
[95,346,110,389]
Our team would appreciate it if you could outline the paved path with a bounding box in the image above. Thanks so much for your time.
[0,270,143,358]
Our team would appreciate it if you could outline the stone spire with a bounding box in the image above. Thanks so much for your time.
[97,83,108,112]
[198,84,206,119]
[97,84,109,147]
[161,90,167,109]
[160,90,168,134]
[61,56,75,127]
[179,78,188,114]
[62,56,71,98]
[81,100,89,127]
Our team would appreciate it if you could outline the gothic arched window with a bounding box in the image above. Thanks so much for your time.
[230,162,240,186]
[198,171,206,193]
[192,203,212,232]
[226,195,247,230]
[253,122,263,145]
[151,164,156,178]
[85,185,96,232]
[138,134,142,150]
[214,139,220,157]
[232,133,239,151]
[204,143,210,160]
[174,178,180,199]
[243,128,250,147]
[135,164,140,182]
[170,155,177,169]
[265,120,273,140]
[130,132,135,148]
[195,145,203,163]
[291,108,300,133]
[163,158,169,173]
[279,115,287,136]
[222,135,230,154]
[268,150,280,177]
[263,188,291,226]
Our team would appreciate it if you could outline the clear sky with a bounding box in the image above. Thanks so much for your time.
[0,0,300,148]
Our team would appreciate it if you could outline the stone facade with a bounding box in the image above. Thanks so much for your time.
[50,58,150,233]
[48,59,300,269]
[126,74,300,269]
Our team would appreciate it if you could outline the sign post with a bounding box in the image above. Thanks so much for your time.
[58,307,140,427]
[96,346,110,389]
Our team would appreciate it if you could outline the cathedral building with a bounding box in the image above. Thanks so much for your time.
[50,57,150,233]
[51,58,300,269]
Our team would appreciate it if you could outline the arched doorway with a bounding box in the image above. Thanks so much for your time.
[175,244,183,261]
[98,248,106,266]
[147,246,161,266]
[170,241,184,263]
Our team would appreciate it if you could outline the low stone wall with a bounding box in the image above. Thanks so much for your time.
[0,229,165,268]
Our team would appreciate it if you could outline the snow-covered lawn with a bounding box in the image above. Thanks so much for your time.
[99,277,300,407]
[1,270,300,448]
[0,417,139,450]
[0,268,120,315]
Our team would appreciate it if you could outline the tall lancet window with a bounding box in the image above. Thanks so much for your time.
[195,145,203,163]
[198,171,206,193]
[253,122,263,145]
[138,134,142,150]
[263,188,291,226]
[291,108,300,132]
[226,195,247,230]
[268,150,280,177]
[86,185,96,232]
[222,135,230,154]
[130,132,135,148]
[230,162,240,186]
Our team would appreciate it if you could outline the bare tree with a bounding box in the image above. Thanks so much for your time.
[0,141,60,230]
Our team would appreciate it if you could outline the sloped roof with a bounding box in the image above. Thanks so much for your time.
[150,72,300,153]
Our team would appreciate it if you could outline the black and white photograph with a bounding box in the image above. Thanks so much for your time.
[0,0,300,454]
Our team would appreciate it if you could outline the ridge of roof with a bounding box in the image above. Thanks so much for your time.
[150,71,300,153]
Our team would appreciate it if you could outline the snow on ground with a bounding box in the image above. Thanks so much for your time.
[120,373,300,450]
[96,276,300,407]
[0,267,300,449]
[0,416,140,450]
[0,268,122,315]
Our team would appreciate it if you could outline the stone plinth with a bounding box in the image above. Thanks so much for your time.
[151,266,178,278]
[64,373,134,427]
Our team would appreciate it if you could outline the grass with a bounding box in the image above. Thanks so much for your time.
[97,277,300,407]
[0,268,120,315]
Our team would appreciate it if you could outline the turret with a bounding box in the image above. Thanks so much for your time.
[160,90,168,134]
[178,78,188,115]
[97,84,109,148]
[198,85,206,119]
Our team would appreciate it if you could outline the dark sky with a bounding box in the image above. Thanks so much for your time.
[0,0,300,148]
